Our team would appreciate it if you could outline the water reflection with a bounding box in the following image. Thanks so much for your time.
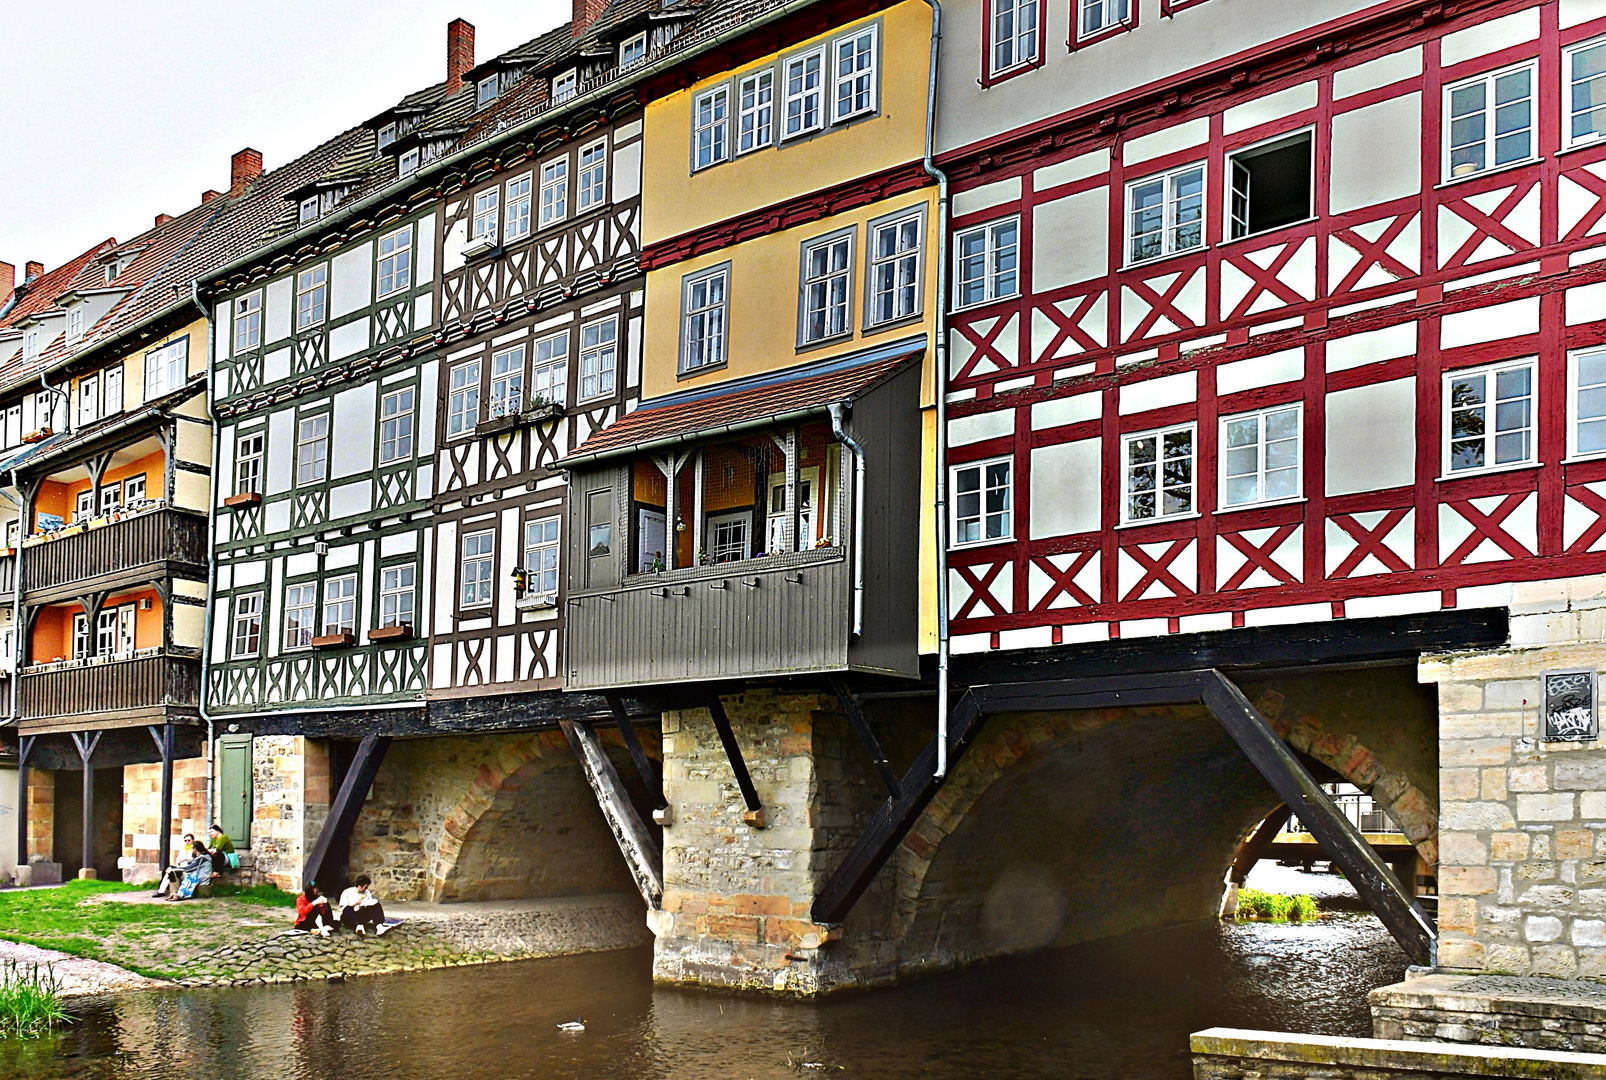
[2,914,1405,1080]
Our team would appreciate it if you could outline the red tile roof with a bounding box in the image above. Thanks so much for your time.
[0,242,114,329]
[561,347,921,465]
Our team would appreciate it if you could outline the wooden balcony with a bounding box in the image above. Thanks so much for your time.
[22,507,207,601]
[17,651,201,733]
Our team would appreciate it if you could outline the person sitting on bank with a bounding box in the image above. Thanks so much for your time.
[338,874,391,936]
[206,824,238,876]
[155,834,199,897]
[293,881,336,935]
[164,839,213,902]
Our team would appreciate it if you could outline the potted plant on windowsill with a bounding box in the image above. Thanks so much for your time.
[223,492,262,509]
[311,631,356,649]
[521,395,564,423]
[367,623,413,642]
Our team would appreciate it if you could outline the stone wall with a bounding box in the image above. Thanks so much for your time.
[247,736,330,891]
[1424,577,1606,978]
[24,769,52,861]
[121,758,208,883]
[1191,1027,1606,1080]
[1372,972,1606,1054]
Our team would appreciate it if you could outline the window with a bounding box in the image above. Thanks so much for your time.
[524,517,560,595]
[145,339,187,398]
[532,332,569,407]
[283,582,317,649]
[952,458,1012,545]
[1227,130,1312,240]
[477,75,499,109]
[299,196,319,224]
[738,70,774,154]
[1573,347,1606,458]
[472,188,500,243]
[100,482,121,516]
[75,490,93,522]
[577,140,607,213]
[491,346,525,417]
[1078,0,1130,39]
[1122,424,1195,523]
[707,511,750,563]
[1126,164,1205,263]
[96,605,133,657]
[399,149,420,176]
[693,85,730,170]
[377,227,412,297]
[379,388,414,463]
[868,211,923,326]
[296,265,327,329]
[323,575,357,636]
[68,307,83,342]
[448,361,481,437]
[235,431,264,494]
[233,292,262,352]
[553,69,577,103]
[833,27,877,122]
[1567,38,1606,149]
[580,319,618,400]
[104,367,122,415]
[620,33,647,69]
[682,267,728,373]
[296,413,329,485]
[990,0,1040,74]
[72,613,88,660]
[78,375,99,426]
[21,328,38,360]
[540,158,568,228]
[800,232,853,343]
[588,490,612,558]
[1220,405,1301,508]
[1445,62,1535,179]
[378,122,397,150]
[380,565,414,629]
[783,50,825,139]
[461,530,495,607]
[231,593,262,658]
[123,475,146,504]
[954,218,1019,308]
[1445,359,1535,474]
[505,173,532,243]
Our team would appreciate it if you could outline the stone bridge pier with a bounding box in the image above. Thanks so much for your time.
[648,667,1440,994]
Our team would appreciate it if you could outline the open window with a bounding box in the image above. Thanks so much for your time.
[1226,130,1313,241]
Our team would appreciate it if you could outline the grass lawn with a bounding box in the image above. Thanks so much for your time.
[0,880,297,980]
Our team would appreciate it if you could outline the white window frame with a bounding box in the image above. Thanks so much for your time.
[235,431,265,495]
[472,187,500,243]
[782,48,826,140]
[100,481,121,516]
[1225,129,1314,242]
[295,264,327,330]
[531,331,570,407]
[539,156,568,228]
[1121,423,1197,525]
[323,574,357,637]
[1566,36,1606,150]
[231,592,263,659]
[283,582,317,650]
[799,230,855,344]
[72,612,89,660]
[377,122,397,150]
[104,367,122,415]
[866,209,924,327]
[990,0,1040,76]
[21,328,38,360]
[953,217,1020,310]
[299,196,319,224]
[380,565,415,629]
[738,69,775,154]
[95,605,134,658]
[1570,345,1606,460]
[577,139,607,213]
[1444,358,1537,476]
[376,225,412,298]
[144,339,187,399]
[460,530,496,608]
[1124,163,1206,266]
[681,265,729,373]
[831,25,878,123]
[233,291,262,352]
[619,33,647,70]
[1443,60,1538,181]
[1218,404,1303,510]
[476,74,499,109]
[950,456,1013,547]
[448,360,481,438]
[296,413,329,486]
[379,387,414,463]
[1077,0,1131,40]
[67,306,83,342]
[78,375,99,426]
[524,516,560,596]
[505,172,533,242]
[123,474,146,505]
[399,149,420,176]
[579,318,618,401]
[553,69,577,104]
[490,345,525,418]
[707,511,751,564]
[693,84,730,171]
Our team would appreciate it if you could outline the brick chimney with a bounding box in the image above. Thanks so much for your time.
[447,19,475,94]
[0,262,13,311]
[201,189,224,204]
[573,0,607,37]
[24,261,42,283]
[154,214,174,227]
[231,147,264,192]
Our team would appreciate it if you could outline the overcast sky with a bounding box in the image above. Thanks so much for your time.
[0,0,570,278]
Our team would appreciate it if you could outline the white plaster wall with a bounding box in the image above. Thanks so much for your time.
[331,382,377,479]
[1325,378,1416,496]
[1029,438,1101,538]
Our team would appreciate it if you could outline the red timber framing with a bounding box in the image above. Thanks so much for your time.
[942,0,1606,649]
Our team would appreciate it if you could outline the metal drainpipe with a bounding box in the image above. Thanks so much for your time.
[921,0,953,778]
[7,468,20,725]
[188,283,218,828]
[827,403,866,638]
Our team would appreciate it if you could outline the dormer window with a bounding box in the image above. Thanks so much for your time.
[620,33,647,69]
[299,196,319,225]
[477,75,499,109]
[399,149,420,177]
[553,69,577,104]
[378,122,397,150]
[68,307,83,342]
[22,329,39,360]
[104,264,117,285]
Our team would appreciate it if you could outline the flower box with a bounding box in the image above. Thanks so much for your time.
[224,492,262,509]
[366,624,413,642]
[311,632,355,649]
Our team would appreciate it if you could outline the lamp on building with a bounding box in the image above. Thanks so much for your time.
[675,518,685,533]
[510,565,528,597]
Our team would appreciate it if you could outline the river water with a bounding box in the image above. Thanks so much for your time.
[1,900,1405,1080]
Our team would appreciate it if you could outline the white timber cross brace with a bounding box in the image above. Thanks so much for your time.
[769,427,799,554]
[652,450,693,569]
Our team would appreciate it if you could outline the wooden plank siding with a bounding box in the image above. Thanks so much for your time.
[19,653,200,727]
[22,508,207,599]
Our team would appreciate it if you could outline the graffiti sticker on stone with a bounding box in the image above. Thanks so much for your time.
[1542,669,1598,742]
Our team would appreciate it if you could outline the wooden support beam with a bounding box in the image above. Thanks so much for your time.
[1230,805,1292,885]
[561,719,663,909]
[705,692,763,824]
[70,729,102,877]
[15,736,33,871]
[148,723,175,874]
[828,674,898,798]
[302,734,390,894]
[605,692,664,809]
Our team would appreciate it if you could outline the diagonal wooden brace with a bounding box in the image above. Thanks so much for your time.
[561,719,663,909]
[302,734,390,894]
[706,692,764,826]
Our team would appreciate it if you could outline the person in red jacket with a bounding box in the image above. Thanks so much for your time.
[293,881,335,935]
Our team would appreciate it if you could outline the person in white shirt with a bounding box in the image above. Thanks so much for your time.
[337,874,390,936]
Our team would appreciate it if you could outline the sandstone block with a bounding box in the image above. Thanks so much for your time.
[1484,679,1542,710]
[1442,739,1515,768]
[1438,682,1485,711]
[1509,765,1550,792]
[733,894,790,917]
[1490,832,1531,861]
[1525,915,1564,942]
[1438,832,1489,866]
[1481,768,1508,802]
[1442,768,1481,801]
[1583,793,1606,820]
[1484,943,1532,974]
[1439,866,1498,895]
[1438,897,1477,933]
[1517,793,1577,822]
[1532,944,1580,978]
[1441,801,1517,831]
[1556,758,1606,790]
[1436,939,1486,970]
[1560,830,1595,859]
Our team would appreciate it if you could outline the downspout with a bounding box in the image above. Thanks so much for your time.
[7,468,19,725]
[827,403,866,638]
[921,0,952,778]
[188,283,218,829]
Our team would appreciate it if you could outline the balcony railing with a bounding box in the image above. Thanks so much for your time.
[1288,792,1403,835]
[22,505,207,595]
[18,651,200,723]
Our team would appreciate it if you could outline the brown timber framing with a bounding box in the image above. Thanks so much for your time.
[812,670,1437,967]
[560,718,664,907]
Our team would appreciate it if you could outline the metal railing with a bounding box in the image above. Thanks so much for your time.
[1287,788,1403,835]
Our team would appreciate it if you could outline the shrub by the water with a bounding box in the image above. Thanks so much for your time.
[1235,887,1319,923]
[0,960,72,1038]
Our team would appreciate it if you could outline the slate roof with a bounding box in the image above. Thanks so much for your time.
[560,345,923,465]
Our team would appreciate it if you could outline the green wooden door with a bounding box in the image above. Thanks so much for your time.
[218,735,252,846]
